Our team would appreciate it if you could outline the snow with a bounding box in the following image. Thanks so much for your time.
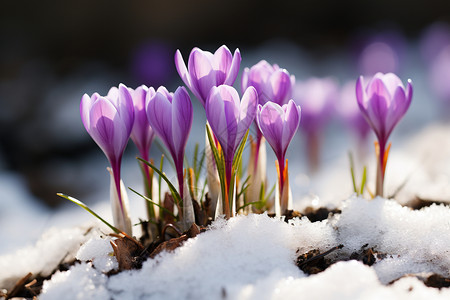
[33,197,450,299]
[2,40,450,299]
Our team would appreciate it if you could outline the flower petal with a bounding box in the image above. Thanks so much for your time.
[269,69,292,105]
[214,45,233,84]
[171,86,193,161]
[89,97,128,162]
[80,93,94,132]
[146,91,175,157]
[224,48,241,86]
[188,48,216,104]
[175,49,192,90]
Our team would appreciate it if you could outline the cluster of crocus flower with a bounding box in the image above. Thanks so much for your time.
[175,45,242,219]
[81,83,194,234]
[79,43,413,234]
[241,60,295,206]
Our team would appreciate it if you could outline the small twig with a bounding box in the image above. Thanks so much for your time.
[6,272,33,299]
[297,245,343,267]
[161,223,183,240]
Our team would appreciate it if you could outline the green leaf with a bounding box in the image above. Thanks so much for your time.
[348,152,358,194]
[57,193,120,234]
[232,129,249,171]
[206,124,227,206]
[360,166,367,195]
[195,149,206,186]
[266,182,276,201]
[193,143,199,175]
[129,187,176,219]
[237,200,263,212]
[138,157,182,207]
[237,175,251,199]
[158,154,164,207]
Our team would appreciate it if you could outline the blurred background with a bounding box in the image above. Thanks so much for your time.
[2,0,450,253]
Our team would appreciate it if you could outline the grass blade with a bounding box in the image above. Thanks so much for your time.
[360,166,367,195]
[57,193,120,234]
[348,152,358,194]
[138,157,182,206]
[129,187,176,219]
[232,129,250,170]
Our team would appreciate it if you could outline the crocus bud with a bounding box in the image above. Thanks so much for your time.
[356,73,412,149]
[356,72,412,196]
[205,85,258,218]
[146,86,193,204]
[129,85,156,162]
[129,85,157,220]
[175,45,241,107]
[257,100,301,163]
[294,77,338,172]
[256,100,301,214]
[206,85,258,168]
[80,84,134,234]
[241,60,295,106]
[241,60,295,189]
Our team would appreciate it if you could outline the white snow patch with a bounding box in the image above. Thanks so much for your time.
[0,225,90,290]
[76,236,118,273]
[40,262,110,300]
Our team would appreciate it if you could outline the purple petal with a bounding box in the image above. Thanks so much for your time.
[80,93,94,132]
[269,69,292,105]
[223,48,241,86]
[89,97,128,163]
[156,86,172,100]
[214,45,233,84]
[239,86,258,135]
[241,67,250,94]
[281,100,301,152]
[380,72,404,96]
[130,86,155,157]
[206,86,229,149]
[171,87,193,160]
[146,92,174,157]
[188,49,216,104]
[117,84,135,135]
[175,49,192,90]
[258,102,285,159]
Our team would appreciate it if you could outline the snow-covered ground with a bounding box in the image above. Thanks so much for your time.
[2,39,450,299]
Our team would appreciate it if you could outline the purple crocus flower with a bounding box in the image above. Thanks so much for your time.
[356,72,412,196]
[242,60,295,106]
[256,100,301,214]
[429,46,450,106]
[129,85,156,162]
[129,85,157,218]
[352,30,406,76]
[205,85,258,218]
[175,45,241,107]
[146,86,193,202]
[241,60,296,172]
[80,83,134,234]
[420,22,450,64]
[294,77,339,172]
[257,100,301,166]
